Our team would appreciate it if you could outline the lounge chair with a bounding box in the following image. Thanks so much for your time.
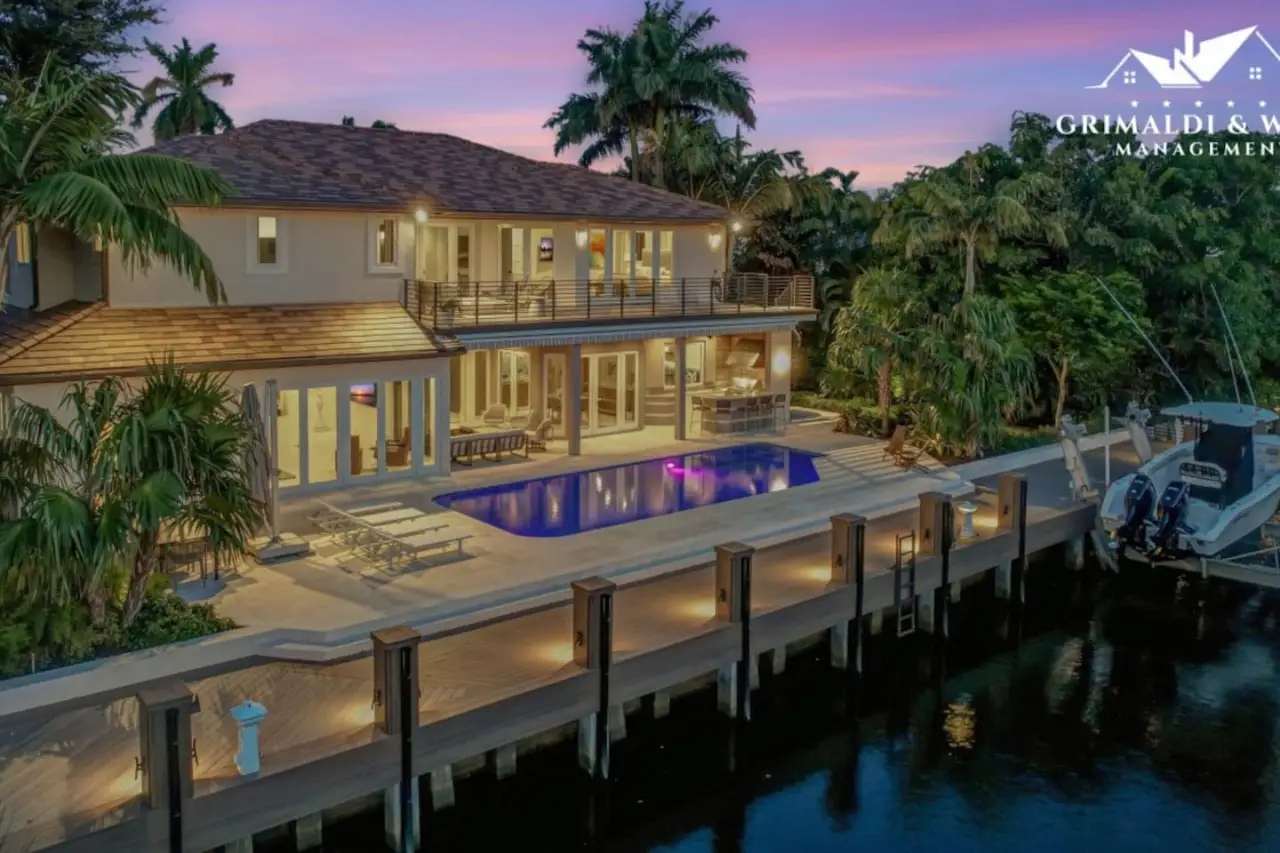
[482,404,508,428]
[527,418,553,452]
[883,425,931,469]
[381,529,473,569]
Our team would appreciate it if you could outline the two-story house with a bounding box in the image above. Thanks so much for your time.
[0,119,815,493]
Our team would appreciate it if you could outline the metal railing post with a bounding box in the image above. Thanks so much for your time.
[651,278,657,317]
[587,280,593,319]
[514,279,520,325]
[551,278,557,321]
[680,278,687,315]
[473,283,480,326]
[431,281,438,327]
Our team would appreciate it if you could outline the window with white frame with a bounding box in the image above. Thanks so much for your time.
[369,217,401,272]
[249,215,286,273]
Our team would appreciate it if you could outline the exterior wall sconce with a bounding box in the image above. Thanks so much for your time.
[575,228,589,249]
[708,229,723,250]
[729,219,744,234]
[413,208,429,223]
[771,348,791,379]
[14,222,31,263]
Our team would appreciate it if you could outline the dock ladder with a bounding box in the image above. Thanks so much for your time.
[894,532,917,637]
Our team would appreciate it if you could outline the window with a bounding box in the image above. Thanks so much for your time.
[369,217,401,272]
[658,231,674,284]
[257,216,277,265]
[249,215,286,273]
[376,219,397,266]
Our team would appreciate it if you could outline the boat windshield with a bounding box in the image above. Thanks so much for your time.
[1186,421,1253,506]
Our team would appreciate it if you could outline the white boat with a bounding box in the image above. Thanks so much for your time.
[1100,402,1280,559]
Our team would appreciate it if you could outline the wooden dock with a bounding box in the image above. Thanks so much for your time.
[0,459,1105,853]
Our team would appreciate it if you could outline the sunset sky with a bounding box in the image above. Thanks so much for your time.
[143,1,1279,187]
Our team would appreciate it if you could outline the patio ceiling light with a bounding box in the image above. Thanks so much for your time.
[413,208,429,223]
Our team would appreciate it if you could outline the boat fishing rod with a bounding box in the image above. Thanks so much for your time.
[1207,281,1258,408]
[1093,276,1194,405]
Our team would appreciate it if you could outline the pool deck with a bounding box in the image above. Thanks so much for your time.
[0,441,1140,853]
[195,423,950,634]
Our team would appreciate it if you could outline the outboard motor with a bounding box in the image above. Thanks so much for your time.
[1151,481,1191,558]
[1117,474,1157,554]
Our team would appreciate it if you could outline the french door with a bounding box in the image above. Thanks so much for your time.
[580,351,639,436]
[497,350,531,417]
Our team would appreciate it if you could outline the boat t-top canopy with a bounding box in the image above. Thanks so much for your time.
[1162,402,1279,428]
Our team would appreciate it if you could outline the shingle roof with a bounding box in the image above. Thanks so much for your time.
[0,302,459,385]
[147,119,730,223]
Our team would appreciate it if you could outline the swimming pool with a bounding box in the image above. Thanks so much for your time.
[435,442,822,537]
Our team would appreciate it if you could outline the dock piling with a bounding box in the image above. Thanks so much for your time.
[829,514,867,673]
[572,577,616,779]
[714,542,754,720]
[1065,534,1086,571]
[294,812,323,851]
[137,682,197,853]
[998,474,1029,604]
[372,626,423,851]
[918,492,955,638]
[492,744,517,780]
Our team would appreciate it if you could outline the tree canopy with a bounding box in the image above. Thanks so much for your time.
[132,37,235,141]
[0,0,162,78]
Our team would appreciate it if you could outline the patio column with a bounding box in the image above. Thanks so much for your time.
[767,331,792,428]
[567,343,583,456]
[674,336,688,441]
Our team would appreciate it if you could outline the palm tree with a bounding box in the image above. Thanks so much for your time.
[132,38,235,141]
[911,296,1036,456]
[827,267,921,435]
[0,363,264,626]
[876,148,1063,298]
[631,0,755,188]
[546,26,650,180]
[0,60,229,306]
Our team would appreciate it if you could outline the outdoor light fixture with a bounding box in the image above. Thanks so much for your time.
[729,219,744,233]
[708,229,723,250]
[771,348,791,378]
[413,208,429,223]
[575,227,589,249]
[957,500,979,540]
[14,223,30,264]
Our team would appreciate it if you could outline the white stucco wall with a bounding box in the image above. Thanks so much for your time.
[107,208,412,308]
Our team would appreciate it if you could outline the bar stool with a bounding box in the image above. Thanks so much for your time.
[690,395,704,436]
[757,395,774,433]
[773,393,788,431]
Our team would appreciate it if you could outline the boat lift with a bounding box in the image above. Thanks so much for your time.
[1061,405,1280,586]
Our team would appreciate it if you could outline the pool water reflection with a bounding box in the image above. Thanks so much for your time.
[434,442,821,537]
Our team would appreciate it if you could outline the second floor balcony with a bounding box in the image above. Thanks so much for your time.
[402,274,815,331]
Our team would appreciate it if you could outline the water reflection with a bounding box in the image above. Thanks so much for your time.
[280,564,1280,853]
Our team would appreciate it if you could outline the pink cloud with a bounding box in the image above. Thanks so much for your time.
[754,83,956,104]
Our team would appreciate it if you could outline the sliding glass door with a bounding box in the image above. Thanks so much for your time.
[580,351,640,436]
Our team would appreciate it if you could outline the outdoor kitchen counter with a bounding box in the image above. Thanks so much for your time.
[691,391,786,435]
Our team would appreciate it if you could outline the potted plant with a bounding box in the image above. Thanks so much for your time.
[439,297,461,325]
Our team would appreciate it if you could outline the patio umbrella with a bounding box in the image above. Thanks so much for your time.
[241,382,275,539]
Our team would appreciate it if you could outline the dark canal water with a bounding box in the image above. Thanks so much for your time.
[263,552,1280,853]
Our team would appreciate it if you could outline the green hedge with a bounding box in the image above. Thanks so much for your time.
[0,588,237,678]
[792,392,1072,456]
